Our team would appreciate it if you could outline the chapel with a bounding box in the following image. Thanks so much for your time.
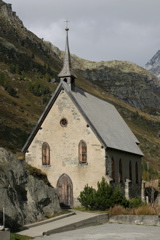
[22,28,144,207]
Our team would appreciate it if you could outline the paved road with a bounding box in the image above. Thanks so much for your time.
[34,223,160,240]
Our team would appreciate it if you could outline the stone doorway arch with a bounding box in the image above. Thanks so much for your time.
[57,174,73,208]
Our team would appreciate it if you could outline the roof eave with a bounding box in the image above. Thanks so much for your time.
[106,146,144,157]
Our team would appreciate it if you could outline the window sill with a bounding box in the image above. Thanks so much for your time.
[42,165,51,168]
[78,162,88,165]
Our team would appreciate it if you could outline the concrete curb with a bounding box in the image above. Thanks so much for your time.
[43,213,109,235]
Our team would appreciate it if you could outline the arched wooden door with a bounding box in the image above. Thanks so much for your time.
[57,174,73,208]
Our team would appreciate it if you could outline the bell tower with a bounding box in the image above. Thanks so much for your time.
[58,27,76,90]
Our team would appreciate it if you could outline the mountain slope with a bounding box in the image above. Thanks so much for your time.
[0,0,160,178]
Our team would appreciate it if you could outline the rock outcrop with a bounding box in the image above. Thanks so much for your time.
[0,0,27,38]
[0,148,61,230]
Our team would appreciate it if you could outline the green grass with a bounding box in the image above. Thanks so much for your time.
[73,206,108,214]
[10,233,33,240]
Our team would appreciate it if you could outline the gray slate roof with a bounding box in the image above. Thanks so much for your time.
[22,80,143,156]
[71,84,143,156]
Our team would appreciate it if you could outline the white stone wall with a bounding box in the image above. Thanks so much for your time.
[26,90,106,205]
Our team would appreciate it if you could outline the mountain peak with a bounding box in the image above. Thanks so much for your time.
[145,50,160,78]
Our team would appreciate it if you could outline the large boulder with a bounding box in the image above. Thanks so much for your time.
[0,148,61,230]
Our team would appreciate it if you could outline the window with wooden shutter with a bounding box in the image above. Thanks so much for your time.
[79,140,87,164]
[42,142,50,166]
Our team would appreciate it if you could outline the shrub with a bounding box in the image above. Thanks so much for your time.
[111,187,129,208]
[0,71,7,85]
[42,95,50,105]
[129,197,144,208]
[5,84,17,97]
[135,205,156,215]
[78,177,128,210]
[109,204,159,216]
[109,205,130,216]
[0,72,17,97]
[28,81,51,97]
[78,185,96,210]
[94,177,113,210]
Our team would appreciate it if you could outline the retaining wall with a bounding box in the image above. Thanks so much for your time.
[109,215,160,226]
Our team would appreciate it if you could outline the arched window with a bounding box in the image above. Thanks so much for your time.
[42,142,50,166]
[129,161,132,181]
[79,140,87,164]
[135,162,138,183]
[119,159,122,183]
[111,157,115,181]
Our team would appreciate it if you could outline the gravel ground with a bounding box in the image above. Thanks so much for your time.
[34,223,160,240]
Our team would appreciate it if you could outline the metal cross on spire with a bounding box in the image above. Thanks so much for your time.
[64,20,70,31]
[58,20,77,88]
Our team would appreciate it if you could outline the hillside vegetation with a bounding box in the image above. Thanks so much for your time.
[0,0,160,179]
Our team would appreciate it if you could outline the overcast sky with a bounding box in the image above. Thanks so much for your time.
[5,0,160,67]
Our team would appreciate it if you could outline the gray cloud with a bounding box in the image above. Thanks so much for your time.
[6,0,160,66]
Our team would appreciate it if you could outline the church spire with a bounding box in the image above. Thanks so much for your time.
[58,27,76,89]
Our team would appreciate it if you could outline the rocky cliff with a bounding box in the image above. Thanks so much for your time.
[0,148,61,230]
[0,0,25,32]
[145,50,160,78]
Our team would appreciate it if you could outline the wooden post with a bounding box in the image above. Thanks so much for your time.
[3,207,5,228]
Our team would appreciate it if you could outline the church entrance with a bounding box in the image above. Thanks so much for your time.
[57,174,73,208]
